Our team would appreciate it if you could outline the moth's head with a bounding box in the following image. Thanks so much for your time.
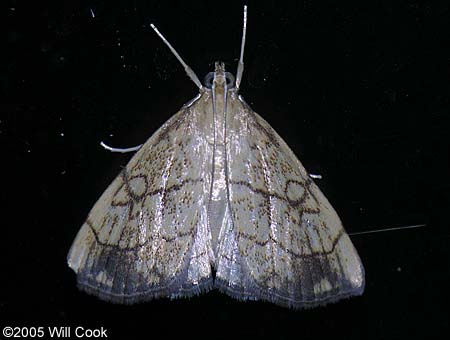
[204,61,236,89]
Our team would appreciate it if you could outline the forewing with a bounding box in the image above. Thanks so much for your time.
[215,100,365,308]
[67,101,214,303]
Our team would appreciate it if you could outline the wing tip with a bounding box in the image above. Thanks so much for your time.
[70,270,365,307]
[75,276,214,305]
[214,277,365,310]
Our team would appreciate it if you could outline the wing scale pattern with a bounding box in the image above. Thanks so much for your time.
[68,102,215,303]
[68,92,364,308]
[214,99,364,308]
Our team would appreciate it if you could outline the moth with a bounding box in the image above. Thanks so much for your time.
[68,6,365,309]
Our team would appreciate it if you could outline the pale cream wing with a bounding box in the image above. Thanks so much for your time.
[215,99,365,309]
[67,100,215,303]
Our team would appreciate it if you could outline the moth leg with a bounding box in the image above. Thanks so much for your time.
[100,141,143,153]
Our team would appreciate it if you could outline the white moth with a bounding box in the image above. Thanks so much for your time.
[68,6,365,309]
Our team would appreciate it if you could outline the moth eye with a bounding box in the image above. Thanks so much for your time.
[204,72,235,88]
[225,72,235,88]
[204,72,214,88]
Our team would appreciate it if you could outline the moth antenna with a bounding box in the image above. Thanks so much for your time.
[349,224,426,236]
[150,23,203,89]
[235,5,248,90]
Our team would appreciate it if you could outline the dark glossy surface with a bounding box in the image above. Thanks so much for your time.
[2,1,449,339]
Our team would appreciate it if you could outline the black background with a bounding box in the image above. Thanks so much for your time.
[2,0,449,339]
